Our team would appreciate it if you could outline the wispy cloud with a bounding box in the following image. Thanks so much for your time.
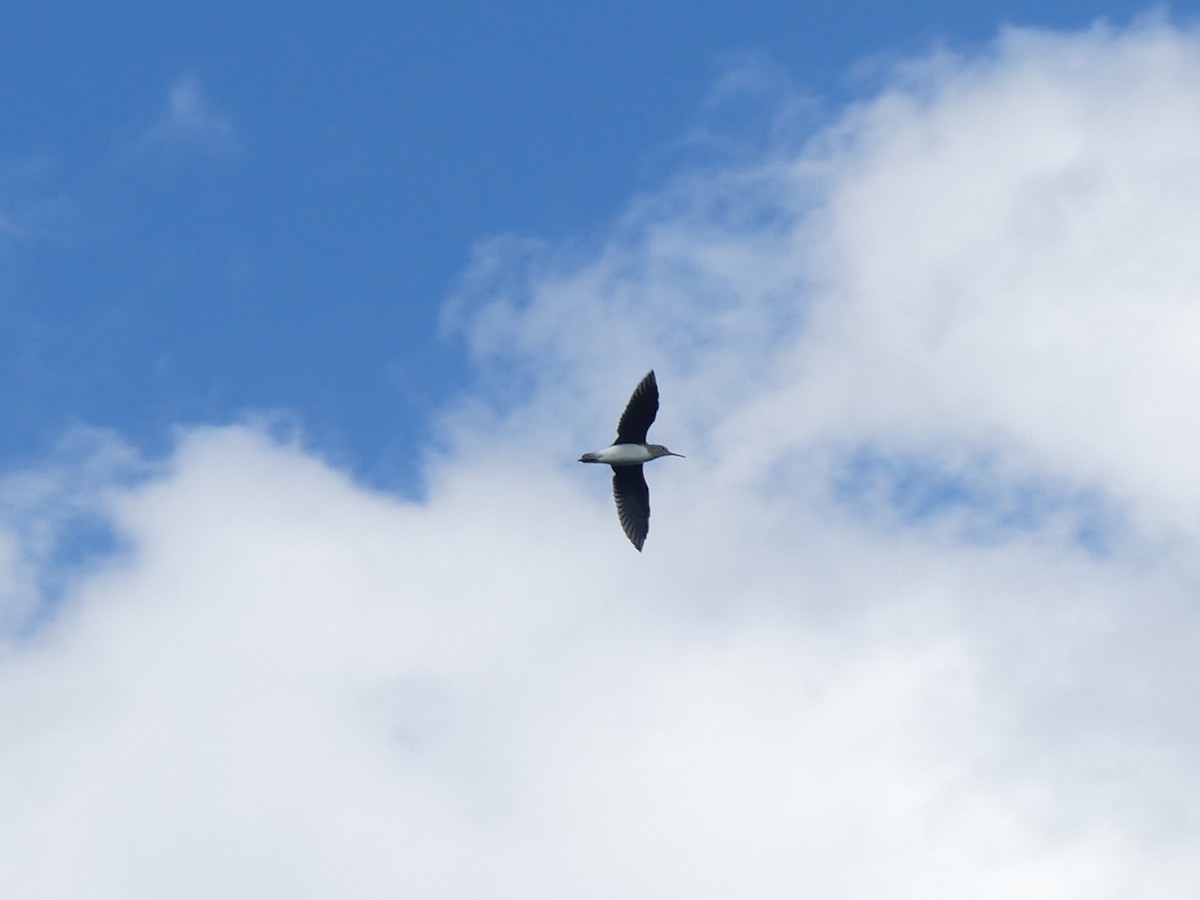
[0,211,21,240]
[0,158,79,245]
[5,18,1200,899]
[143,75,236,152]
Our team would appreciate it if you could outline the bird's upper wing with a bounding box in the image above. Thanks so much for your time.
[615,370,659,444]
[612,465,650,551]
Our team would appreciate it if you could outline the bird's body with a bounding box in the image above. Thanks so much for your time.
[579,443,672,466]
[579,370,683,551]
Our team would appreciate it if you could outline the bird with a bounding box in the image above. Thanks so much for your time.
[579,370,684,551]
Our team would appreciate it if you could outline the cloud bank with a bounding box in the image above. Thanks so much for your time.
[5,19,1200,898]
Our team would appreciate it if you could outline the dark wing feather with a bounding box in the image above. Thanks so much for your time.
[615,371,659,444]
[612,465,650,551]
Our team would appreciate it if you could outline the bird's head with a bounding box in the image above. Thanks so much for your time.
[647,444,684,459]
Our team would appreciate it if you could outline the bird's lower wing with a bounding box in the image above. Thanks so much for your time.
[612,465,650,551]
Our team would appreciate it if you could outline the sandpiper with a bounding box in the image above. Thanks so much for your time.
[579,370,683,551]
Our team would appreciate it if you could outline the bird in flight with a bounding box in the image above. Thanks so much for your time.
[579,370,684,551]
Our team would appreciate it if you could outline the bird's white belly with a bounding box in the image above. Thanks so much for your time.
[591,444,653,465]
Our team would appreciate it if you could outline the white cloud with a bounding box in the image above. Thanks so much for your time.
[5,17,1200,898]
[143,75,236,152]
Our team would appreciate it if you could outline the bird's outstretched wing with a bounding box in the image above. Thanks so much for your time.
[612,465,650,551]
[615,370,659,444]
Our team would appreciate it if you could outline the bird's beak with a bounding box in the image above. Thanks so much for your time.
[670,452,686,458]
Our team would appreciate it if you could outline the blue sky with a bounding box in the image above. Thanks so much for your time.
[8,5,1200,897]
[0,0,1165,485]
